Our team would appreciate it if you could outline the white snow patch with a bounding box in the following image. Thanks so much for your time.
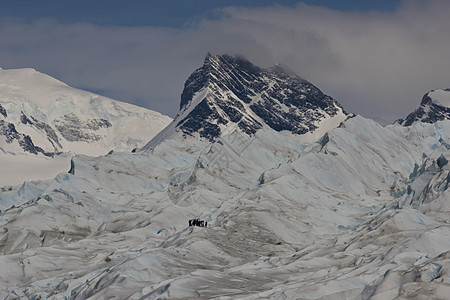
[428,89,450,107]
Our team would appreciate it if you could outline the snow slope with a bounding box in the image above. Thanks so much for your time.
[428,89,450,107]
[0,115,449,299]
[0,68,172,186]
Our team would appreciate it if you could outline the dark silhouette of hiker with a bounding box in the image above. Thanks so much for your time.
[188,218,209,227]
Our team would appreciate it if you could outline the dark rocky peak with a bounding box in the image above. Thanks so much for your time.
[397,89,450,126]
[180,54,262,111]
[150,54,348,145]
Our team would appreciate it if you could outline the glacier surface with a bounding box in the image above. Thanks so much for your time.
[0,116,449,299]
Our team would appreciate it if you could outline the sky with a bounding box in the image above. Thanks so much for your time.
[0,0,449,124]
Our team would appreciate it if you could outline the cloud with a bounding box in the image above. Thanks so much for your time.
[0,19,192,116]
[205,0,450,123]
[1,0,450,123]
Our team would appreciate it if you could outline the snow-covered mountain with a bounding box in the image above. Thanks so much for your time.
[145,54,348,149]
[0,67,172,185]
[397,88,450,126]
[1,59,449,299]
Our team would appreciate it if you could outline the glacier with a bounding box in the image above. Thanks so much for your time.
[0,115,449,299]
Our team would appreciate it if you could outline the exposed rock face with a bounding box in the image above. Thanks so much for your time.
[54,113,112,143]
[148,54,347,146]
[0,104,6,118]
[0,119,54,156]
[1,110,114,156]
[26,114,62,148]
[398,89,450,126]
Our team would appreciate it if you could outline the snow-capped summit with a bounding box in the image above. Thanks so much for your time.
[397,88,450,126]
[0,67,171,156]
[0,67,172,185]
[144,54,348,149]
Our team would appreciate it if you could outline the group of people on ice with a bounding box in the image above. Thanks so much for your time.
[189,218,207,227]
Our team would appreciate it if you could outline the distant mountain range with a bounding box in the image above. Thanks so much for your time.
[1,55,450,299]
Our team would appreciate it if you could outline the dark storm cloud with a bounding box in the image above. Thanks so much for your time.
[0,0,449,123]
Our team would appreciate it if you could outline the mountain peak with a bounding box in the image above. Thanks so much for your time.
[423,89,450,107]
[180,54,262,111]
[146,54,348,148]
[397,88,450,126]
[205,53,260,70]
[1,67,172,185]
